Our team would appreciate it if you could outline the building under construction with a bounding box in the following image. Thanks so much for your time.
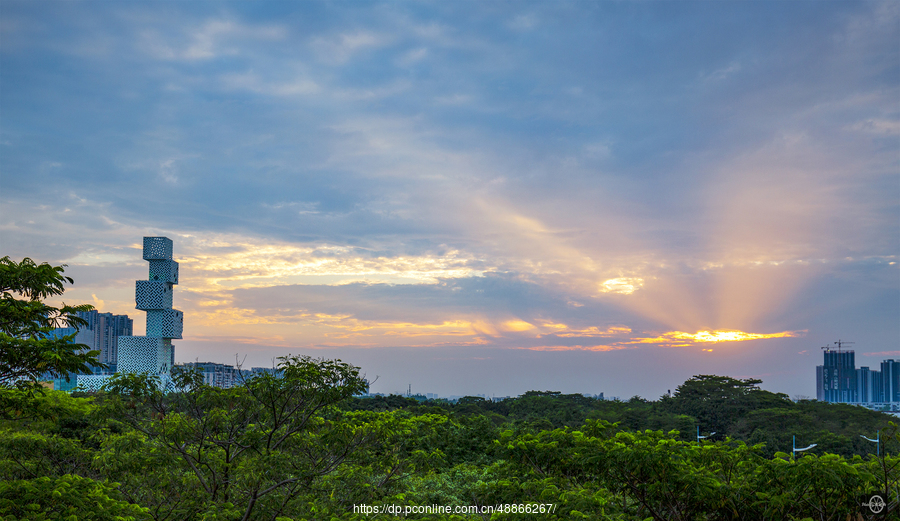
[816,340,900,405]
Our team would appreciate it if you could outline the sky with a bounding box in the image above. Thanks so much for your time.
[1,0,897,399]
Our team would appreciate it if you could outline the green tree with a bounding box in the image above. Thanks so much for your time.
[0,256,98,388]
[0,474,150,521]
[660,375,791,436]
[97,355,373,520]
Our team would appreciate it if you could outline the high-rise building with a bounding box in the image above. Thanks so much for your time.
[117,236,183,375]
[78,237,183,391]
[881,359,900,403]
[814,344,900,405]
[171,363,283,389]
[179,362,241,389]
[46,310,132,389]
[872,370,884,403]
[819,349,857,403]
[68,310,132,369]
[857,366,875,404]
[816,365,825,402]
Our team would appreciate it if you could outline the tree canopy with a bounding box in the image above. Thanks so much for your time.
[0,256,99,388]
[1,365,898,520]
[659,375,793,436]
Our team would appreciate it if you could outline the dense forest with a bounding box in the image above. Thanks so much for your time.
[1,363,898,520]
[1,256,898,520]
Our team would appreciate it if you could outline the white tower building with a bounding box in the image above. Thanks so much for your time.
[77,237,183,391]
[117,237,183,374]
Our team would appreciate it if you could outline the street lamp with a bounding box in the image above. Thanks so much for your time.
[697,426,716,443]
[861,431,880,457]
[793,435,817,460]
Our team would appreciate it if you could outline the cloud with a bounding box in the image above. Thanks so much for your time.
[434,94,472,105]
[701,61,742,82]
[90,293,106,310]
[158,158,180,184]
[507,13,538,31]
[311,31,390,64]
[220,71,322,96]
[599,278,643,295]
[629,329,806,346]
[1,1,897,398]
[523,344,632,353]
[138,17,286,61]
[174,234,488,291]
[396,47,428,66]
[847,118,900,135]
[552,326,632,338]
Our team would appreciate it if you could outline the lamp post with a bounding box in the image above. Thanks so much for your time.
[861,432,880,457]
[697,426,716,443]
[792,435,817,461]
[862,430,892,509]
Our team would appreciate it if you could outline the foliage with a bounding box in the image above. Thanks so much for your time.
[3,358,899,520]
[95,355,371,520]
[494,420,899,521]
[658,374,792,436]
[0,256,98,388]
[0,474,150,520]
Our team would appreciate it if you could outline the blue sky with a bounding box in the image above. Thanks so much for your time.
[2,0,897,398]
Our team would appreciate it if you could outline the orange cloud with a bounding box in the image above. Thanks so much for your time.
[552,325,632,338]
[174,234,488,293]
[627,329,806,348]
[522,344,633,352]
[515,328,806,353]
[501,319,537,332]
[599,277,644,294]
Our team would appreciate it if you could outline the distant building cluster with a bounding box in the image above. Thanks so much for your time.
[816,347,900,407]
[50,313,278,390]
[48,309,132,377]
[395,391,606,403]
[46,237,280,392]
[176,361,281,389]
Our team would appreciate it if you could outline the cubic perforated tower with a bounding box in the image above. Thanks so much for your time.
[116,237,183,375]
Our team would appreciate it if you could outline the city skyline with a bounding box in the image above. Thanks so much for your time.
[1,1,897,398]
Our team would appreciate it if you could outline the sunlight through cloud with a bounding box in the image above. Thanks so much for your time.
[599,277,644,294]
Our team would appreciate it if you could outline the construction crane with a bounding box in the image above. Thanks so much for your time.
[820,339,855,353]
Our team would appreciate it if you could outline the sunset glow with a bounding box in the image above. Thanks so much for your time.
[600,278,644,295]
[628,330,807,348]
[178,238,487,290]
[3,0,896,398]
[683,330,805,343]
